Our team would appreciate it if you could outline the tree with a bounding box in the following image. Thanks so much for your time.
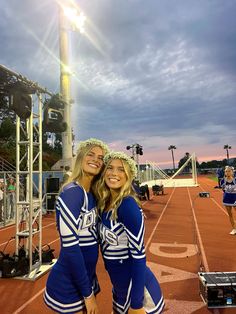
[178,152,190,170]
[0,117,15,141]
[168,145,176,170]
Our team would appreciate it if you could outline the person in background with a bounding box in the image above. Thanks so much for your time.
[6,177,16,220]
[220,166,236,235]
[96,151,164,314]
[216,167,224,188]
[44,138,109,314]
[144,184,150,200]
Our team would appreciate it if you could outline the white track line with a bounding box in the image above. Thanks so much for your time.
[0,222,56,247]
[0,215,56,233]
[187,188,209,272]
[0,223,15,232]
[198,184,228,216]
[12,288,46,314]
[191,184,221,314]
[11,236,60,313]
[146,188,175,248]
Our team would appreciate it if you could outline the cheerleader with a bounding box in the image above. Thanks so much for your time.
[44,138,109,314]
[96,151,164,314]
[220,166,236,235]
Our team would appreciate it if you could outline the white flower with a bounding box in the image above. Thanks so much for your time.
[77,138,109,154]
[104,151,137,178]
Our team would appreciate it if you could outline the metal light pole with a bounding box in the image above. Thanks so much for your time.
[224,144,232,162]
[59,6,73,164]
[168,145,176,171]
[56,4,86,169]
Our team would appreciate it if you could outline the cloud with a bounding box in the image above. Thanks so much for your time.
[0,0,235,166]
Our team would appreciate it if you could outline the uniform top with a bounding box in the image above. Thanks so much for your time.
[99,196,146,309]
[55,182,98,297]
[220,178,236,206]
[220,178,236,194]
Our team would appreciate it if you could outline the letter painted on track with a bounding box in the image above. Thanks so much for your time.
[147,262,197,283]
[149,242,198,258]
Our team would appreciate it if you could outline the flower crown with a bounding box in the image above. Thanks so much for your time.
[104,151,137,178]
[77,138,109,155]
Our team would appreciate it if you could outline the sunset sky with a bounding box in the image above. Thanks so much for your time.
[0,0,235,167]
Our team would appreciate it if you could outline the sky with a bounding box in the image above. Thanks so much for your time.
[0,0,236,167]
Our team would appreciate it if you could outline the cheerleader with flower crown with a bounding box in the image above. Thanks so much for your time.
[96,151,164,314]
[44,138,109,314]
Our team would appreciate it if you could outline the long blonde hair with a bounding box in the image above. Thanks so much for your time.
[95,158,140,219]
[62,140,109,193]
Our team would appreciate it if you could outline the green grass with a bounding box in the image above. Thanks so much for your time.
[208,176,218,182]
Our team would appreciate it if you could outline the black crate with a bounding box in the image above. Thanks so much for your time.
[198,272,236,308]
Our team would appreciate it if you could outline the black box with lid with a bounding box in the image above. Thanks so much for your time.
[198,272,236,308]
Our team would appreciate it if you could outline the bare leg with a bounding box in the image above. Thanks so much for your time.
[226,206,235,228]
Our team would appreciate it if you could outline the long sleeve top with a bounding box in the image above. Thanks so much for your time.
[56,182,98,297]
[99,196,146,309]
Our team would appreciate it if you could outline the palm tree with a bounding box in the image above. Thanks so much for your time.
[224,144,232,162]
[168,145,177,170]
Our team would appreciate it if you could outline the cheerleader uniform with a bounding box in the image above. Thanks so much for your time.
[44,182,100,313]
[99,196,164,314]
[220,178,236,206]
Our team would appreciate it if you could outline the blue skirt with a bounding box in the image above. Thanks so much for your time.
[105,259,164,314]
[44,245,100,314]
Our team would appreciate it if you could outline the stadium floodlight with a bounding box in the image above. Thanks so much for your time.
[62,6,86,33]
[8,81,32,120]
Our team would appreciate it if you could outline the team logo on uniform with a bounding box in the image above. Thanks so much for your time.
[81,209,96,229]
[99,224,118,246]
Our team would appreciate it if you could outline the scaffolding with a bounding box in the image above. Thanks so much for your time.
[15,93,43,274]
[144,153,198,188]
[0,64,56,280]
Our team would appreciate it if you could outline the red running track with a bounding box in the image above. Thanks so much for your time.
[0,175,236,314]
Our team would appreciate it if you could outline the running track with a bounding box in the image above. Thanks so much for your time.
[0,176,235,314]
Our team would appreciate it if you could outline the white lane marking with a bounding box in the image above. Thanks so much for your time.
[0,222,56,247]
[198,185,228,216]
[146,188,175,248]
[12,288,45,314]
[187,187,209,272]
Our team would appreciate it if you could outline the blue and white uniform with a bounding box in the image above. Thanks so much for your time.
[99,196,164,314]
[44,182,100,314]
[220,178,236,206]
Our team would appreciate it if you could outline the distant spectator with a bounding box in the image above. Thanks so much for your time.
[6,177,16,220]
[220,166,236,235]
[144,184,150,200]
[132,179,141,195]
[63,165,72,183]
[216,167,224,188]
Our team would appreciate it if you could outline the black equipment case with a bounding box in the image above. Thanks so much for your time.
[198,272,236,308]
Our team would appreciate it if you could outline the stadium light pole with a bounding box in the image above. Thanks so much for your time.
[224,144,232,162]
[168,145,176,171]
[58,3,86,165]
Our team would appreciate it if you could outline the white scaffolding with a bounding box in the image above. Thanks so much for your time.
[15,93,43,275]
[144,153,198,188]
[0,64,56,280]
